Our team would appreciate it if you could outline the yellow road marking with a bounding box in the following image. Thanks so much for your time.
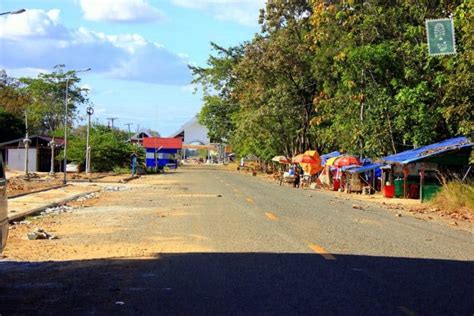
[398,306,417,316]
[265,212,278,221]
[308,243,336,260]
[246,197,254,204]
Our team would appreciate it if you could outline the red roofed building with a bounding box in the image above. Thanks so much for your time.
[143,138,182,169]
[143,137,182,149]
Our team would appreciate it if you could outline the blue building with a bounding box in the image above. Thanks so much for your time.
[143,137,182,169]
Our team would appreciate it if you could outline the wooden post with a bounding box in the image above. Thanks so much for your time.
[403,165,409,198]
[419,164,425,202]
[381,169,386,190]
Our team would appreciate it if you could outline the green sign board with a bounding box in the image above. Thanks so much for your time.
[426,18,456,56]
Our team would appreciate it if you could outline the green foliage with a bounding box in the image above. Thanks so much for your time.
[193,0,472,161]
[19,65,90,134]
[63,124,142,172]
[0,70,30,118]
[0,110,25,143]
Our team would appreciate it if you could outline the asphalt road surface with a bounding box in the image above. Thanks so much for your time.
[1,167,473,315]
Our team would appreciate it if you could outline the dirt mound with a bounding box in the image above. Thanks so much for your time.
[7,176,63,197]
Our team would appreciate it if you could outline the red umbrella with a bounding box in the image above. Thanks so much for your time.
[292,154,319,164]
[271,155,291,164]
[333,156,361,167]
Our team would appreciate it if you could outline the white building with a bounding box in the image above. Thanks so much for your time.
[170,116,210,145]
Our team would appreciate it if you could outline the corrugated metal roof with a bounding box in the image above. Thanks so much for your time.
[381,136,471,165]
[143,137,182,149]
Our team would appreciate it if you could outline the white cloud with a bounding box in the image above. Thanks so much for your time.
[80,0,165,23]
[170,0,265,26]
[0,9,68,39]
[180,84,197,93]
[0,9,191,85]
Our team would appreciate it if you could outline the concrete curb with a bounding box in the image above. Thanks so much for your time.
[8,188,101,223]
[119,175,140,183]
[8,185,69,199]
[66,173,119,183]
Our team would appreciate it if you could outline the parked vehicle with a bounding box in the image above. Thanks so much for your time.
[0,157,7,253]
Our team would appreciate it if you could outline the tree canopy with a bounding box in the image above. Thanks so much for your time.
[192,0,473,160]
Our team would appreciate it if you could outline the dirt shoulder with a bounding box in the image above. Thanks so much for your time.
[6,172,135,197]
[3,175,209,262]
[233,165,473,231]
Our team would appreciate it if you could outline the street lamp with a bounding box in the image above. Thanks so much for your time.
[85,106,94,174]
[63,67,91,184]
[0,9,26,16]
[23,111,31,179]
[48,138,56,176]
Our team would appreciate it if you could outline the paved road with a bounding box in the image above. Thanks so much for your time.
[1,167,473,315]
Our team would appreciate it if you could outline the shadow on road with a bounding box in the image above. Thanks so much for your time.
[1,253,472,314]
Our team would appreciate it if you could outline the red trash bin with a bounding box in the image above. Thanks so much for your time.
[333,179,340,191]
[384,184,395,198]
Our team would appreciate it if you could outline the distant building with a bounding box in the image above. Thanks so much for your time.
[170,116,210,145]
[143,137,182,169]
[128,130,160,146]
[0,136,64,172]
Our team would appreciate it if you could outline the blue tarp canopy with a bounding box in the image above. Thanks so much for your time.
[341,164,362,172]
[346,162,386,174]
[381,136,472,165]
[321,151,341,166]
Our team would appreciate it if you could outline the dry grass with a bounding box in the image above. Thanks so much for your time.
[431,181,474,214]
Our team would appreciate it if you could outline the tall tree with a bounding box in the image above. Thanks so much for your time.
[190,43,244,143]
[0,70,30,118]
[19,65,89,134]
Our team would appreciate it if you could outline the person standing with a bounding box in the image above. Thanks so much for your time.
[294,166,300,188]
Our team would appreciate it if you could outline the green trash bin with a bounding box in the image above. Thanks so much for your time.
[394,178,404,198]
[422,185,441,202]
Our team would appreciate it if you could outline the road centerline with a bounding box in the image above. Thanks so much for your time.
[265,212,278,221]
[308,242,336,260]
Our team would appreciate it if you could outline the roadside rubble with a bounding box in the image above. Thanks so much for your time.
[9,191,101,241]
[39,205,73,217]
[27,228,58,240]
[104,186,132,192]
[75,192,100,202]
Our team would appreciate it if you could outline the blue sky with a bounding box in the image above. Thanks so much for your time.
[0,0,264,135]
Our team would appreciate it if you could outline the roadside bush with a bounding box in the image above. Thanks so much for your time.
[431,181,474,214]
[61,124,144,172]
[112,166,131,174]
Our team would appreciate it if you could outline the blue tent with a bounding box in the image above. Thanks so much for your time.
[321,151,341,166]
[381,136,471,165]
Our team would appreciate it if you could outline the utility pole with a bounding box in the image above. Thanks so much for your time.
[125,123,133,141]
[106,117,118,129]
[63,67,91,184]
[48,138,56,176]
[23,110,31,179]
[85,107,94,174]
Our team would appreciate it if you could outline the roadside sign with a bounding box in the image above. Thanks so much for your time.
[426,18,456,56]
